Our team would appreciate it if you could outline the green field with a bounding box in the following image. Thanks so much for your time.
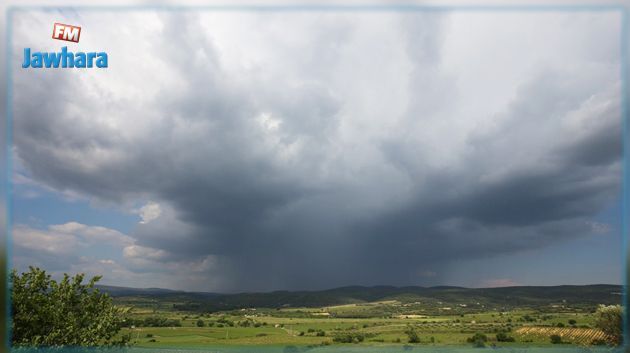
[116,301,610,348]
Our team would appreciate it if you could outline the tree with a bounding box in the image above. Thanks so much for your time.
[467,333,487,343]
[594,304,623,345]
[467,333,487,348]
[405,326,420,343]
[11,267,129,347]
[496,331,515,342]
[196,319,206,327]
[550,335,562,344]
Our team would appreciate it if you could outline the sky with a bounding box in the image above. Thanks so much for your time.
[9,8,623,292]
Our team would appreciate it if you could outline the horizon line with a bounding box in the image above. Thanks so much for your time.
[96,282,624,296]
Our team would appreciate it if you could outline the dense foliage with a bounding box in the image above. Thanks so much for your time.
[550,334,563,344]
[594,304,622,345]
[496,331,515,342]
[467,333,488,347]
[120,316,182,328]
[405,326,420,343]
[11,267,129,347]
[332,332,373,343]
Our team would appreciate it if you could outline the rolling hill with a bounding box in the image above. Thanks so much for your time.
[99,284,623,313]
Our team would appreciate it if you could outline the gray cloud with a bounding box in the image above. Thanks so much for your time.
[11,10,621,291]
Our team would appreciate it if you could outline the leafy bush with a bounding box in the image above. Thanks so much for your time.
[521,315,535,322]
[594,304,622,345]
[467,333,488,343]
[550,335,562,344]
[473,340,485,348]
[405,326,420,343]
[11,267,129,347]
[217,317,235,326]
[238,319,252,327]
[333,332,370,343]
[496,331,515,342]
[123,316,181,327]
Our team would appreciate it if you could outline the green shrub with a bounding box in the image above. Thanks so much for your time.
[467,333,488,343]
[405,326,420,343]
[333,332,368,343]
[10,267,129,347]
[496,331,515,342]
[595,304,623,345]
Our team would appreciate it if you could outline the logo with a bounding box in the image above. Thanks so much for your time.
[52,23,81,43]
[22,23,108,69]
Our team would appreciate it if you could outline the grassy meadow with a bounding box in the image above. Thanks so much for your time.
[115,298,612,348]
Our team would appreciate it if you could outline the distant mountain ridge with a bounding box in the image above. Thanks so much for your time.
[98,283,623,313]
[96,284,185,296]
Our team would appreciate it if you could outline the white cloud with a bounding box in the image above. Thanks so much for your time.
[13,221,225,291]
[13,224,80,256]
[123,244,169,261]
[137,202,162,224]
[14,222,133,254]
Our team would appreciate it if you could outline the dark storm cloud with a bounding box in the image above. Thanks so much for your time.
[11,11,621,290]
